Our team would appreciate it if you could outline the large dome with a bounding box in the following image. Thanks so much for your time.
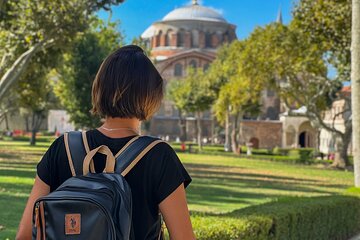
[162,4,226,23]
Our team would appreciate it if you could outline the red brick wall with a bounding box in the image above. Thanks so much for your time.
[240,121,282,149]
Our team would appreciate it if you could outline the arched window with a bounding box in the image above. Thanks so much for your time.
[178,29,185,47]
[189,60,197,69]
[205,32,212,48]
[174,63,183,76]
[156,30,162,47]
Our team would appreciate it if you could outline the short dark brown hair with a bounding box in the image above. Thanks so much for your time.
[91,45,164,120]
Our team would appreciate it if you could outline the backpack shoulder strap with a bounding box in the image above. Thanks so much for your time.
[64,131,88,176]
[115,136,165,176]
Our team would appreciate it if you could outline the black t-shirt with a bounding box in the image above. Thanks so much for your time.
[36,129,191,240]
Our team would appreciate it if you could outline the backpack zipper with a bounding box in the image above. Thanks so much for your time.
[34,202,45,240]
[36,196,116,240]
[34,202,41,240]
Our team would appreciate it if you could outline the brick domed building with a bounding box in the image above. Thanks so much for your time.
[141,0,237,140]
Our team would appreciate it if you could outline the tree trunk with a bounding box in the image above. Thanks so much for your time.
[231,112,240,154]
[332,132,351,168]
[178,110,187,142]
[29,111,44,146]
[30,129,36,146]
[30,113,36,146]
[211,114,215,145]
[0,41,45,101]
[196,111,203,151]
[4,112,9,130]
[352,0,360,186]
[224,109,231,152]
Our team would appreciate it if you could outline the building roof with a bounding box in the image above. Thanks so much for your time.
[162,3,226,23]
[342,86,351,92]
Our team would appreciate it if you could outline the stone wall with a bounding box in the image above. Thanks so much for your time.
[240,120,282,149]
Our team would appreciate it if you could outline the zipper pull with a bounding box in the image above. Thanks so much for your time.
[34,202,39,227]
[34,202,42,240]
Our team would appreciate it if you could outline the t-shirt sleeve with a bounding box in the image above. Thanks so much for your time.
[152,143,192,204]
[36,136,64,186]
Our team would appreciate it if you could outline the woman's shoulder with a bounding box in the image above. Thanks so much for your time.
[146,138,176,157]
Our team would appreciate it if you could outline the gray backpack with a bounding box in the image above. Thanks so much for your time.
[33,131,164,240]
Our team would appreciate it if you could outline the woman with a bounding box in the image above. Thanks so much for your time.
[16,45,195,240]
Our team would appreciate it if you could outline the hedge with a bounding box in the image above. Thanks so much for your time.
[192,195,360,240]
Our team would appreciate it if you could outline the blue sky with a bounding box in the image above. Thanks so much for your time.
[98,0,296,43]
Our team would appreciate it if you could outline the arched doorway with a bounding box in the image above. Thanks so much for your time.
[250,137,259,149]
[299,131,313,148]
[299,132,306,148]
[298,121,316,148]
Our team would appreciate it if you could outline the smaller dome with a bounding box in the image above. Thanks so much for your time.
[162,4,226,23]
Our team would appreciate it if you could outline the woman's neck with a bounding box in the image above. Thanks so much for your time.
[98,117,141,138]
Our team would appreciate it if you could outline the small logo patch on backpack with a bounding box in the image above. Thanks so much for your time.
[65,214,81,235]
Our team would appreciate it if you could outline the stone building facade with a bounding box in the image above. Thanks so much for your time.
[319,86,352,154]
[141,0,237,140]
[141,0,296,148]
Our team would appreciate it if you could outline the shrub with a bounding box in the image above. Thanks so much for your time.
[11,135,54,142]
[192,195,360,240]
[272,147,290,156]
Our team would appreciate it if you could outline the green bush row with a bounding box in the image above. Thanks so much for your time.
[0,135,54,142]
[192,195,360,240]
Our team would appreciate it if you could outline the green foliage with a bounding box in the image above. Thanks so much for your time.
[346,187,360,195]
[293,0,351,81]
[167,68,214,114]
[239,21,351,166]
[193,195,360,240]
[0,0,125,101]
[241,24,334,111]
[272,147,290,156]
[0,0,124,57]
[288,148,314,164]
[209,41,262,124]
[17,51,60,113]
[54,18,124,128]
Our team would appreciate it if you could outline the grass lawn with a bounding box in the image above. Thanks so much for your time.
[0,139,355,239]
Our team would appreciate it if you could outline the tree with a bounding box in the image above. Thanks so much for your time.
[293,0,351,82]
[0,0,125,101]
[206,43,236,151]
[209,41,262,154]
[16,51,59,145]
[351,0,360,186]
[214,77,262,154]
[240,23,351,167]
[167,68,214,150]
[167,80,187,142]
[292,0,353,168]
[54,18,124,129]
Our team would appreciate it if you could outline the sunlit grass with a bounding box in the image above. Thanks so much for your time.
[0,139,354,239]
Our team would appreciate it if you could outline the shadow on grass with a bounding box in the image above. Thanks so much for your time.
[0,169,36,179]
[0,182,33,196]
[0,152,18,159]
[185,163,348,211]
